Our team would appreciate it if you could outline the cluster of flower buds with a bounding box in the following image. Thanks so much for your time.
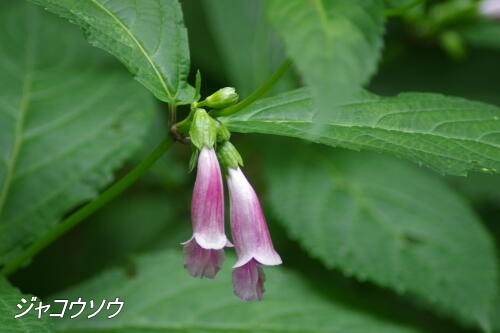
[182,88,281,301]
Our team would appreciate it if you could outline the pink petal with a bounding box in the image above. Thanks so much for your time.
[232,259,265,301]
[183,239,224,279]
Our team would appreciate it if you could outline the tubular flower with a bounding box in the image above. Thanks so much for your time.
[480,0,500,18]
[183,147,230,278]
[226,167,282,301]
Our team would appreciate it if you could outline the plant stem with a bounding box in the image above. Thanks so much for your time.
[168,103,177,126]
[1,136,173,277]
[210,59,292,117]
[384,0,425,17]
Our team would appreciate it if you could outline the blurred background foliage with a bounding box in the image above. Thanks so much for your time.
[2,0,499,332]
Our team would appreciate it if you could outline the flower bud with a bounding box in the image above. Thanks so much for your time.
[216,141,243,170]
[216,121,231,143]
[204,87,239,109]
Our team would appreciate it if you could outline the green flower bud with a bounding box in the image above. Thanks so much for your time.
[189,109,217,149]
[215,121,231,143]
[216,141,243,170]
[204,87,239,109]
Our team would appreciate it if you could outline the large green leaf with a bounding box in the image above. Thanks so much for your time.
[265,145,497,330]
[221,89,500,176]
[29,0,194,104]
[0,278,53,332]
[201,0,295,97]
[0,2,155,265]
[52,250,424,333]
[267,0,385,113]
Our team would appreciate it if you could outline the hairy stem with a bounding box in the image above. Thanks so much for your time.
[210,59,292,117]
[1,135,173,277]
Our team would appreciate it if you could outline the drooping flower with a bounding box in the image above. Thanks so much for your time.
[182,147,230,278]
[479,0,500,18]
[226,167,282,301]
[183,107,281,299]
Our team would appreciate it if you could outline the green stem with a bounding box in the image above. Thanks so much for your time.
[384,0,425,17]
[1,136,173,277]
[168,104,177,126]
[210,59,292,117]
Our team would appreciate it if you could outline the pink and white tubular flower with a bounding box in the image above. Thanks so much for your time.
[183,147,231,279]
[227,167,282,301]
[480,0,500,18]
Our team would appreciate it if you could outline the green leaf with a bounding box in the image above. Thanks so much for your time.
[0,277,53,332]
[493,281,500,333]
[267,0,385,113]
[29,0,194,104]
[52,250,423,333]
[449,173,500,203]
[201,0,295,97]
[221,89,500,176]
[0,1,155,265]
[461,21,500,51]
[265,145,497,330]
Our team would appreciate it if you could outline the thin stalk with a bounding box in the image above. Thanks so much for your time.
[210,59,292,117]
[384,0,425,17]
[1,136,173,277]
[168,103,177,126]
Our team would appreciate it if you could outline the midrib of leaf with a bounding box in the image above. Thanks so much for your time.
[312,0,332,37]
[88,0,175,101]
[0,8,36,220]
[334,124,500,150]
[235,119,500,151]
[223,93,500,173]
